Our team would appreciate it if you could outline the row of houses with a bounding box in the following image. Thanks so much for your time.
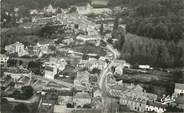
[105,78,167,113]
[4,41,56,58]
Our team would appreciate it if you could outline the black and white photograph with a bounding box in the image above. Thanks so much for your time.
[0,0,184,113]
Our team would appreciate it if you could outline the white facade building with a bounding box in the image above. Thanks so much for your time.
[0,54,9,65]
[44,65,57,80]
[75,3,92,15]
[44,57,67,79]
[73,92,91,108]
[44,4,56,14]
[174,83,184,96]
[5,42,28,57]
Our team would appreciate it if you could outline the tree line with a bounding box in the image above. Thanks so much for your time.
[109,0,184,68]
[111,0,184,41]
[120,34,184,68]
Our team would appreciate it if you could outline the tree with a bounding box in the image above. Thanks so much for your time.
[48,45,56,51]
[153,23,169,40]
[12,90,21,99]
[67,103,74,108]
[100,23,104,35]
[21,86,34,99]
[13,103,30,113]
[113,17,119,31]
[69,7,77,13]
[28,61,43,74]
[83,104,92,108]
[113,27,125,50]
[90,68,101,74]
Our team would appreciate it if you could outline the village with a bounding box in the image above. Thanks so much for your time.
[1,0,184,113]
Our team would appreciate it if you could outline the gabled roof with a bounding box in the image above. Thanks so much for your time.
[91,0,109,8]
[77,71,90,79]
[45,66,54,71]
[74,92,90,99]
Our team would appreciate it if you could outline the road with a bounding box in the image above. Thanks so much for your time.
[98,40,120,113]
[98,40,119,90]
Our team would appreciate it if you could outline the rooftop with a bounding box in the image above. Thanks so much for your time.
[175,95,184,104]
[45,66,54,71]
[147,101,166,108]
[18,76,30,84]
[77,71,90,80]
[0,54,9,58]
[175,83,184,90]
[6,41,24,47]
[53,105,68,113]
[74,92,91,99]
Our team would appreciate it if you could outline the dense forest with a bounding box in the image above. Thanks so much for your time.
[1,0,90,10]
[110,0,184,41]
[110,0,184,68]
[120,33,184,68]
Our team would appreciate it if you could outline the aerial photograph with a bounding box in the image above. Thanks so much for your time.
[0,0,184,113]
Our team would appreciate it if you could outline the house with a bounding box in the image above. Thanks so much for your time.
[0,54,9,66]
[44,4,56,14]
[58,96,73,105]
[93,89,102,98]
[146,101,166,113]
[78,59,107,71]
[92,8,112,15]
[44,57,67,79]
[91,0,109,7]
[14,7,19,12]
[30,9,38,15]
[74,3,92,15]
[175,95,184,110]
[4,69,30,80]
[89,59,107,71]
[5,42,28,57]
[73,92,91,108]
[119,24,127,35]
[114,66,123,75]
[138,65,153,70]
[118,83,160,113]
[74,71,90,91]
[32,16,56,23]
[108,81,157,101]
[36,42,49,52]
[112,60,126,67]
[76,35,101,42]
[120,96,147,112]
[62,38,74,45]
[39,93,58,113]
[44,65,57,80]
[14,76,32,89]
[45,57,67,71]
[112,60,126,75]
[174,83,184,96]
[124,62,131,68]
[33,41,55,57]
[53,104,73,113]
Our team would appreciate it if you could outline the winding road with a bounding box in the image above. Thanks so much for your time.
[98,40,120,113]
[99,40,119,90]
